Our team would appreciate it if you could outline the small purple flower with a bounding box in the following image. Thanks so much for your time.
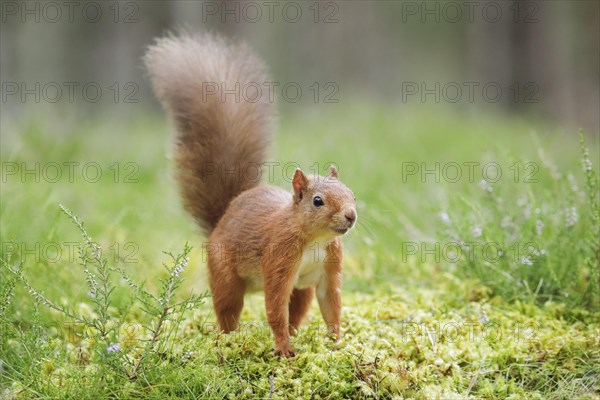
[172,256,190,277]
[439,212,451,225]
[536,220,544,236]
[565,207,578,228]
[478,180,493,192]
[521,256,533,266]
[107,342,121,354]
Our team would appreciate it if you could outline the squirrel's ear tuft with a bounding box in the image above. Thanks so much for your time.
[292,168,309,202]
[328,165,339,179]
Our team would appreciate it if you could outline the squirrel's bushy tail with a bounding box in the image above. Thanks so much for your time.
[145,32,274,234]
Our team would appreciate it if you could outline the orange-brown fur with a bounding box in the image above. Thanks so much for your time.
[145,32,357,357]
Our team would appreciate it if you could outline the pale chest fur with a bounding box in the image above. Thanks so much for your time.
[293,239,333,289]
[240,237,337,292]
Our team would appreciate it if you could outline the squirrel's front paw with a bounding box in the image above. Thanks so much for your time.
[274,344,296,358]
[327,326,341,342]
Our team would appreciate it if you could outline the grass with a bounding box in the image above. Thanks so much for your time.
[1,104,599,399]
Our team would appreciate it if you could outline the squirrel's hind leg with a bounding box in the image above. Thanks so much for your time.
[288,287,315,335]
[209,264,245,332]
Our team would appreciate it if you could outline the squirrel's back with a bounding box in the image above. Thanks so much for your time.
[144,32,274,234]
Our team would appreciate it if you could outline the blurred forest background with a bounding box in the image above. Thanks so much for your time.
[1,0,598,134]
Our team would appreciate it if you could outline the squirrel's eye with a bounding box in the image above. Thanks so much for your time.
[313,196,324,207]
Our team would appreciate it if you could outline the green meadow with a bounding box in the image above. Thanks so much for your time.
[1,104,598,399]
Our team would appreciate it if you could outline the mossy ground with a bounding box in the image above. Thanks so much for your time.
[4,276,598,399]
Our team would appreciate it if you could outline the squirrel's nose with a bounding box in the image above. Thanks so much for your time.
[345,209,357,224]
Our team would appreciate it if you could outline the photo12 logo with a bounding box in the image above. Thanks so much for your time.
[200,81,339,104]
[2,162,140,184]
[401,241,546,265]
[1,1,139,23]
[401,162,539,184]
[194,161,341,185]
[401,82,540,104]
[2,241,139,265]
[1,82,139,104]
[394,320,539,345]
[201,1,340,23]
[400,1,540,24]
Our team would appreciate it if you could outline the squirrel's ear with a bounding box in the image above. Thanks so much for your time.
[328,165,339,179]
[292,168,309,202]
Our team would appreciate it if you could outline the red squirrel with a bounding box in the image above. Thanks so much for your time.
[145,33,357,357]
